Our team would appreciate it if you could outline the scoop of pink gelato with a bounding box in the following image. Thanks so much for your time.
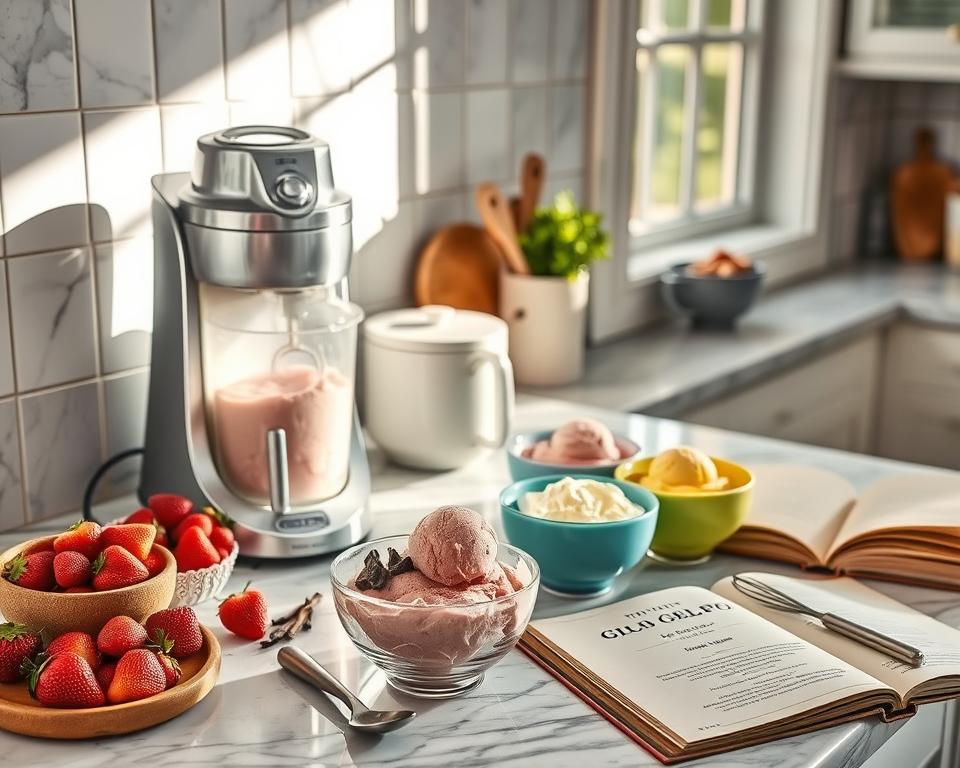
[526,419,620,465]
[408,506,497,586]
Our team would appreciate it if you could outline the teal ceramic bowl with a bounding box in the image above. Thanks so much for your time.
[499,474,659,597]
[506,430,642,482]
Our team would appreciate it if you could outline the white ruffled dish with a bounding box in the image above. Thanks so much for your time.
[169,543,239,607]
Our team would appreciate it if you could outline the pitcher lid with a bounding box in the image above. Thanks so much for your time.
[363,305,507,353]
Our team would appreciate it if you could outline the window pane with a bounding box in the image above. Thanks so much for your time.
[651,45,690,218]
[705,0,732,27]
[696,42,742,209]
[876,0,959,28]
[659,0,689,29]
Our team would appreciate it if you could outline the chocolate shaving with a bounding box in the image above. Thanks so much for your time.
[386,547,414,576]
[259,592,322,649]
[355,549,389,591]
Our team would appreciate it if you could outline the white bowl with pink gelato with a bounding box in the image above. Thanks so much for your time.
[507,419,641,481]
[331,506,539,698]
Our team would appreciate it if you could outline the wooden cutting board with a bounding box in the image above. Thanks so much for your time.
[414,223,502,314]
[0,625,220,739]
[891,127,955,261]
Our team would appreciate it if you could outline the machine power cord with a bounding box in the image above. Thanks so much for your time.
[82,447,145,524]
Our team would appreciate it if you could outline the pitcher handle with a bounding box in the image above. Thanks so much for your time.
[468,350,514,448]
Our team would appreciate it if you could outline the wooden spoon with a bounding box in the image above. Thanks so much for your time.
[474,182,530,275]
[517,153,545,234]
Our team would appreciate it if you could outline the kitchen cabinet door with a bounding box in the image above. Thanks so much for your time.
[844,0,960,80]
[682,334,881,453]
[878,324,960,470]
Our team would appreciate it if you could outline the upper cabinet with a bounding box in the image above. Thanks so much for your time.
[840,0,960,82]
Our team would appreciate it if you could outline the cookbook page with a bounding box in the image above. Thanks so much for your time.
[526,586,887,744]
[713,573,960,700]
[732,465,856,564]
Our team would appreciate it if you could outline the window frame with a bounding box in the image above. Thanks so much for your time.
[586,0,841,343]
[627,1,765,245]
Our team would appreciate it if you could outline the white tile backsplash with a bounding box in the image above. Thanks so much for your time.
[0,0,77,113]
[465,0,508,85]
[0,267,13,396]
[466,88,510,184]
[95,238,153,374]
[0,400,23,530]
[7,248,97,390]
[84,108,163,241]
[21,382,102,521]
[75,0,155,108]
[290,0,352,97]
[0,0,586,525]
[509,0,550,84]
[153,0,225,103]
[224,0,290,101]
[0,112,88,255]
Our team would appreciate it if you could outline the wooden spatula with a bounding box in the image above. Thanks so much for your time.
[517,153,545,234]
[475,182,530,274]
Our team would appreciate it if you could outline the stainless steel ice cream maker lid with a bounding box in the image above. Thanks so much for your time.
[177,125,352,233]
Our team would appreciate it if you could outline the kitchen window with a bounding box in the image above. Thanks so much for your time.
[588,0,839,342]
[629,0,762,247]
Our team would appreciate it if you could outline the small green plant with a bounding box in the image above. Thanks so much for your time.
[519,191,610,279]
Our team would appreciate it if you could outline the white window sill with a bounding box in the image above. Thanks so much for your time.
[625,223,814,284]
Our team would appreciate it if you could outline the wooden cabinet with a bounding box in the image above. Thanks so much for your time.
[878,324,960,471]
[842,0,960,82]
[682,335,881,453]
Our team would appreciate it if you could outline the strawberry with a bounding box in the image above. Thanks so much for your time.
[95,660,116,691]
[209,525,235,552]
[65,586,93,593]
[148,494,193,530]
[46,631,99,671]
[25,652,105,708]
[174,526,220,572]
[202,506,234,529]
[173,513,213,542]
[218,583,269,640]
[155,526,170,549]
[91,545,149,591]
[2,550,55,591]
[125,508,155,525]
[97,616,148,657]
[143,548,167,577]
[53,551,92,589]
[154,650,181,688]
[107,649,167,704]
[53,520,102,560]
[145,606,202,659]
[215,547,231,562]
[100,524,156,561]
[0,623,40,682]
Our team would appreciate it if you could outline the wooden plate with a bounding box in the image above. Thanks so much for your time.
[0,625,221,739]
[414,223,502,314]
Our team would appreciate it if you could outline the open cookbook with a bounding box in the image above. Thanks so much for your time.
[520,573,960,763]
[718,465,960,589]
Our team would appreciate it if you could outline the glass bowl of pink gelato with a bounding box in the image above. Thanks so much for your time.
[507,419,641,481]
[331,524,539,698]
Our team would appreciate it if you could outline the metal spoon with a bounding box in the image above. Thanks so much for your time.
[277,646,416,733]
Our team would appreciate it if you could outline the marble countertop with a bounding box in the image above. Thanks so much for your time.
[525,263,960,416]
[4,396,959,767]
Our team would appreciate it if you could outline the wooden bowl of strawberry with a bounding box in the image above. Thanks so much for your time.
[115,494,240,608]
[0,605,221,738]
[0,521,176,637]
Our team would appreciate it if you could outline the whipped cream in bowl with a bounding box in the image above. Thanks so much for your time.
[500,474,660,598]
[330,507,539,699]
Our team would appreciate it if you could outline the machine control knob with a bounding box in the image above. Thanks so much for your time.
[274,172,314,207]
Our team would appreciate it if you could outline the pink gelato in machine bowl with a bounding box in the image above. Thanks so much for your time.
[201,285,363,507]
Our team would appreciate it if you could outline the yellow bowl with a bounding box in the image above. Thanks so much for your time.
[0,535,177,637]
[615,457,754,562]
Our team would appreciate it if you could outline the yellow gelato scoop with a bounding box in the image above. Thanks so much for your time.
[641,446,729,492]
